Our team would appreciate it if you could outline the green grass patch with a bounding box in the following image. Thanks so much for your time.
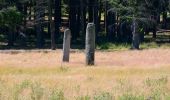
[97,43,131,50]
[0,77,169,100]
[97,42,170,51]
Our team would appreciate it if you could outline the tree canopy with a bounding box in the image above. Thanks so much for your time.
[0,0,170,49]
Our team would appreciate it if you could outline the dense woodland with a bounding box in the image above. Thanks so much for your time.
[0,0,170,49]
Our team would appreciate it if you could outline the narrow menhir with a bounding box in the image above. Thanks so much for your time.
[86,23,95,65]
[63,29,71,62]
[132,18,140,49]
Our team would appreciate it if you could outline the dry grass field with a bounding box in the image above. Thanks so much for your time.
[0,49,170,100]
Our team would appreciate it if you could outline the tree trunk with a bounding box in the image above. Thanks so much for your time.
[69,0,77,41]
[35,0,45,48]
[23,3,27,27]
[98,0,102,32]
[107,9,116,41]
[93,0,99,42]
[76,7,81,38]
[80,0,86,36]
[7,28,14,47]
[88,0,94,22]
[163,11,167,29]
[88,0,98,42]
[104,0,108,34]
[48,0,56,50]
[28,0,32,20]
[54,0,61,41]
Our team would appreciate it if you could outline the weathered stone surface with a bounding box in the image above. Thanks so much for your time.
[85,23,95,65]
[63,29,71,62]
[132,19,140,49]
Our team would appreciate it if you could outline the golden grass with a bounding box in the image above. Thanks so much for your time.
[0,66,169,99]
[0,49,170,99]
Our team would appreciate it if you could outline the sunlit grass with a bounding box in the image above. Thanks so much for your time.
[0,66,169,100]
[0,46,170,99]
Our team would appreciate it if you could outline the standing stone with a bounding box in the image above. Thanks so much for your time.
[63,29,71,62]
[132,18,140,49]
[86,23,95,65]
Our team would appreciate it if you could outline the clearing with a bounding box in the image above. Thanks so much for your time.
[0,49,170,99]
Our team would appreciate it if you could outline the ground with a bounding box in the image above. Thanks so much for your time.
[0,49,170,100]
[0,49,170,67]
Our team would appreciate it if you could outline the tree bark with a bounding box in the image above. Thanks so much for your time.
[80,0,86,36]
[163,11,167,29]
[93,0,99,42]
[69,0,78,41]
[98,0,102,32]
[35,0,45,48]
[48,0,56,50]
[7,28,14,47]
[107,9,116,41]
[104,0,108,34]
[88,0,94,22]
[54,0,61,40]
[76,8,81,38]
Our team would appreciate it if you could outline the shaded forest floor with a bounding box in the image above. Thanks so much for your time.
[0,32,170,50]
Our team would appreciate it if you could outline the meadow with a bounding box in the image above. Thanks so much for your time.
[0,49,170,100]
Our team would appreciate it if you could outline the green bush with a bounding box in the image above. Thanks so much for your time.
[0,7,23,29]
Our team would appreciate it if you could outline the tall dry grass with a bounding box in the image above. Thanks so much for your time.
[0,49,170,99]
